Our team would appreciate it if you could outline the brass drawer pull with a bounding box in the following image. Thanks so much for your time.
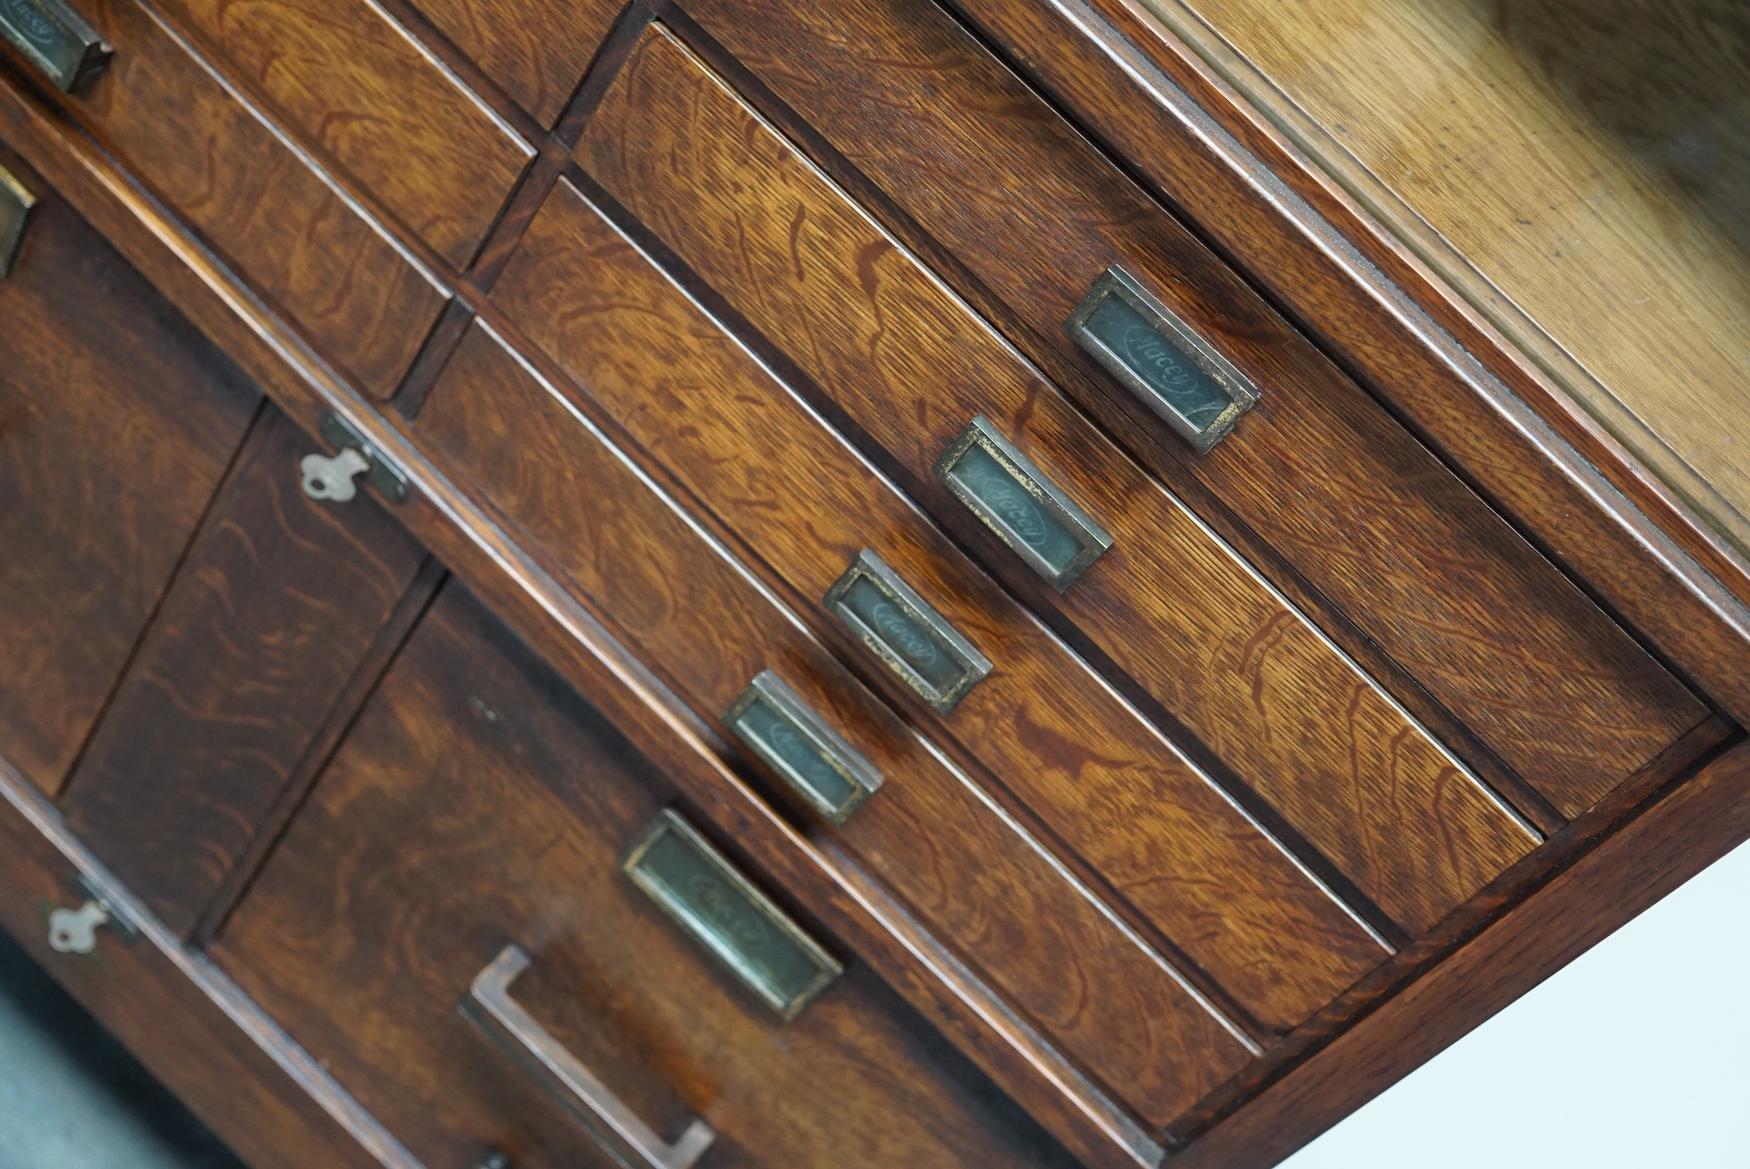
[463,944,716,1169]
[624,810,842,1020]
[726,671,884,824]
[0,161,34,277]
[1067,266,1260,453]
[0,0,112,92]
[824,550,992,713]
[936,416,1112,591]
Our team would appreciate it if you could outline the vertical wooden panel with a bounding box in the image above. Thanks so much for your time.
[0,154,258,795]
[63,409,428,936]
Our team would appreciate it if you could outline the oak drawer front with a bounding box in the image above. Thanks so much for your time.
[416,322,1258,1129]
[675,0,1707,819]
[0,144,258,796]
[404,0,622,127]
[214,582,1075,1169]
[154,0,534,268]
[488,177,1387,1040]
[572,24,1539,937]
[0,0,447,397]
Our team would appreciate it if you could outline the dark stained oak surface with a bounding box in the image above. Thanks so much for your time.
[0,1,1743,1165]
[0,769,419,1169]
[0,80,1158,1163]
[418,321,1257,1128]
[489,178,1388,1035]
[406,0,624,126]
[573,25,1541,935]
[0,154,258,795]
[33,0,449,397]
[62,408,428,937]
[215,582,1079,1169]
[675,0,1707,819]
[156,0,534,267]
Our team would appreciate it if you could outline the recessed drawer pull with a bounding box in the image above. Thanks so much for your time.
[464,944,717,1169]
[935,416,1113,591]
[1067,266,1260,453]
[0,161,34,277]
[625,810,842,1020]
[0,0,112,92]
[824,549,993,713]
[726,671,884,824]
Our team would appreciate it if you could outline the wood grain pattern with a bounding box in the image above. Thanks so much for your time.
[53,0,449,396]
[490,178,1388,1032]
[405,0,625,127]
[216,582,1078,1169]
[1174,735,1750,1167]
[574,25,1540,935]
[1157,0,1750,558]
[158,0,534,267]
[0,155,258,795]
[0,90,1155,1164]
[419,321,1256,1128]
[675,0,1708,819]
[0,762,420,1169]
[61,408,427,937]
[942,0,1750,741]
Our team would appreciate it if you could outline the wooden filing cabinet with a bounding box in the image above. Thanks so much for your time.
[1,2,1746,1168]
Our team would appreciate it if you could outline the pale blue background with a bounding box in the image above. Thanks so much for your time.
[1284,837,1750,1168]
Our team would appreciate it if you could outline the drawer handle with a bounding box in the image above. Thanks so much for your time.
[935,416,1112,592]
[624,810,842,1020]
[464,944,717,1169]
[0,161,34,277]
[824,550,992,713]
[725,670,884,824]
[0,0,112,92]
[1067,266,1260,453]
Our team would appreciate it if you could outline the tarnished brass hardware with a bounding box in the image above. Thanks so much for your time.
[726,671,884,824]
[0,161,35,277]
[0,0,112,92]
[824,550,992,713]
[936,415,1112,591]
[1067,266,1260,453]
[464,945,715,1169]
[624,810,841,1020]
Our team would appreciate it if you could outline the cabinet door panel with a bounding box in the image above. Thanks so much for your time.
[0,149,258,795]
[62,408,428,936]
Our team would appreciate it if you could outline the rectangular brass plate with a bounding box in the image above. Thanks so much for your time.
[936,416,1113,592]
[623,810,842,1020]
[725,671,883,825]
[823,550,992,714]
[1066,266,1260,453]
[0,162,34,277]
[0,0,112,93]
